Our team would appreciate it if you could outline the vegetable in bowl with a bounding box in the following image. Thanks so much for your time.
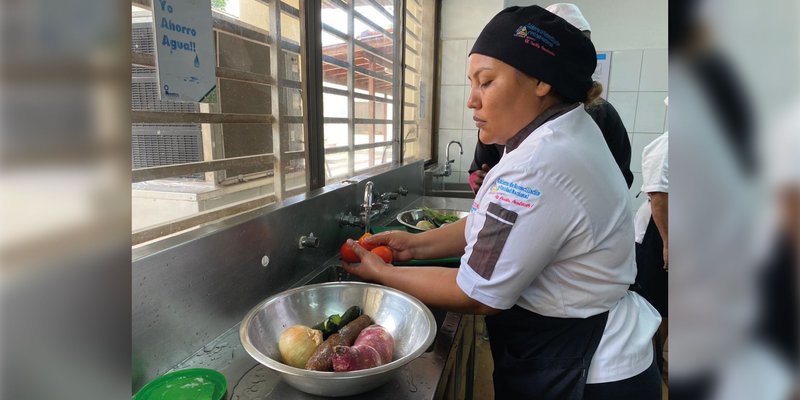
[397,208,469,232]
[420,207,460,225]
[239,281,437,397]
[415,220,436,230]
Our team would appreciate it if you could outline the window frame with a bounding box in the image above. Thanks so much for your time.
[318,0,403,184]
[130,0,436,247]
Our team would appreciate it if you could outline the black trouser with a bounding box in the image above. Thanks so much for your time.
[583,358,662,399]
[486,307,607,400]
[633,216,668,374]
[634,217,668,316]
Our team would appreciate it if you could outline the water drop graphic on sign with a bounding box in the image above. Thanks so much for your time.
[194,55,200,68]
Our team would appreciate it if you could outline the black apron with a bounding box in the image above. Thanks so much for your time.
[634,216,668,316]
[485,305,609,400]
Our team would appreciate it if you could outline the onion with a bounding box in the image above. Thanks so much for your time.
[415,220,435,230]
[278,325,323,368]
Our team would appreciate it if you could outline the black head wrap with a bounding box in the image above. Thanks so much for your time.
[470,5,597,102]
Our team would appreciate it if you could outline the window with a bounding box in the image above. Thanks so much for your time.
[130,0,437,245]
[131,0,306,245]
[402,0,435,163]
[321,0,398,183]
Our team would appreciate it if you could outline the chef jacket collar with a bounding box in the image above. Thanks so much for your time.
[505,102,581,153]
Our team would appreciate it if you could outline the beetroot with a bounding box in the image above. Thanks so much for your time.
[305,314,373,371]
[353,325,394,363]
[331,324,394,372]
[331,344,382,371]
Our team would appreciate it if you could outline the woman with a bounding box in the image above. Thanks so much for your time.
[344,5,661,399]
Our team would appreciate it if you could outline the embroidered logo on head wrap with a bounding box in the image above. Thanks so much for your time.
[513,23,560,56]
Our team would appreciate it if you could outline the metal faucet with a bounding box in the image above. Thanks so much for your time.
[446,140,463,165]
[362,181,375,233]
[337,182,408,230]
[433,140,463,177]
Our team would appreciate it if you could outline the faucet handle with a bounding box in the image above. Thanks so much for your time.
[337,212,362,227]
[298,232,320,249]
[380,186,408,202]
[381,192,399,201]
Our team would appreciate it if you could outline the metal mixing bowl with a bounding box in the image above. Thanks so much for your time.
[239,282,437,397]
[396,208,470,231]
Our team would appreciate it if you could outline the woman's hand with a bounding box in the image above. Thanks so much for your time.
[344,241,500,315]
[364,218,468,261]
[342,239,392,282]
[469,163,492,193]
[362,231,417,262]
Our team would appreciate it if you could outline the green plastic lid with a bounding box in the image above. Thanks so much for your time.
[133,368,227,400]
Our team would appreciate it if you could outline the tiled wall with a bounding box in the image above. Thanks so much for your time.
[436,0,504,188]
[436,1,668,212]
[605,49,668,211]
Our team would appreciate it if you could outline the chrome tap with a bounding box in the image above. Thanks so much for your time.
[338,182,406,230]
[446,140,463,165]
[362,181,376,233]
[433,140,463,177]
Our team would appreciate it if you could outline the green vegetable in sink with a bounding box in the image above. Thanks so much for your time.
[421,207,460,225]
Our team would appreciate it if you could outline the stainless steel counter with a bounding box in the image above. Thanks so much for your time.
[163,196,474,399]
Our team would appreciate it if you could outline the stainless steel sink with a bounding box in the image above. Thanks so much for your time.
[302,264,448,353]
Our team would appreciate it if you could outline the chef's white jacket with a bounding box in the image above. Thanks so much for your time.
[634,131,669,244]
[456,105,661,383]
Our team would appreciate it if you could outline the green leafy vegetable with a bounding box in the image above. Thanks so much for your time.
[421,207,460,225]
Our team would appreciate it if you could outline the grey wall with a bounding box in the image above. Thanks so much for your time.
[132,161,425,390]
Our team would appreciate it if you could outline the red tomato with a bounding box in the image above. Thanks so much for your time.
[340,241,360,263]
[358,232,377,250]
[370,246,393,263]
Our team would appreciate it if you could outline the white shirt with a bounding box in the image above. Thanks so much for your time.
[634,132,669,244]
[669,57,764,380]
[456,106,661,383]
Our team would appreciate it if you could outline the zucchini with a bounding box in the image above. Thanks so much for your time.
[312,306,361,339]
[312,313,341,338]
[339,306,362,327]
